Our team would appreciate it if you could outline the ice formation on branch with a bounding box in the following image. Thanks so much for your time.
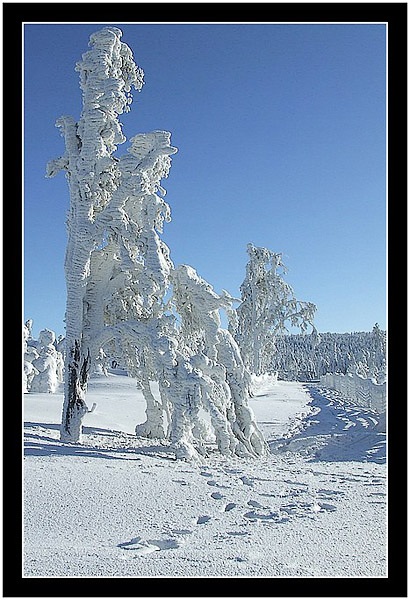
[231,243,317,377]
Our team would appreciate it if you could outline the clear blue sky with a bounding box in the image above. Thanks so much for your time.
[24,22,386,339]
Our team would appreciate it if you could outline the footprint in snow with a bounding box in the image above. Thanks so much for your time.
[118,536,181,554]
[280,503,299,515]
[171,528,193,536]
[117,537,160,556]
[206,479,227,488]
[197,515,212,524]
[317,488,344,498]
[240,476,254,487]
[244,509,289,523]
[210,491,224,500]
[200,471,213,478]
[312,502,337,513]
[283,479,308,488]
[318,502,337,512]
[148,538,181,550]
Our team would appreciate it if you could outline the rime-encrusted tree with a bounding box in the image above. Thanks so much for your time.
[167,265,267,459]
[23,323,64,393]
[23,322,38,393]
[231,243,317,376]
[80,130,177,440]
[46,26,158,442]
[30,329,64,393]
[368,323,387,383]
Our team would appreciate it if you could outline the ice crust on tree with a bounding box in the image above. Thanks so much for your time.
[167,265,268,459]
[24,322,39,393]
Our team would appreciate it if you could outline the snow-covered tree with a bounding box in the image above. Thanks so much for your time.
[24,322,38,393]
[103,262,268,460]
[368,323,387,383]
[46,26,152,442]
[30,329,63,393]
[23,323,64,393]
[167,265,267,459]
[231,243,317,376]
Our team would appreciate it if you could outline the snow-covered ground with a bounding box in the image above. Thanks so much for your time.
[23,373,386,578]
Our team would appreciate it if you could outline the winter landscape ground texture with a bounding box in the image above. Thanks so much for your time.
[24,372,386,578]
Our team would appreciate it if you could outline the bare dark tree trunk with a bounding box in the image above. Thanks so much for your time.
[60,340,90,443]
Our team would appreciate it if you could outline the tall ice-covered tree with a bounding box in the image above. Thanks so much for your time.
[46,27,147,442]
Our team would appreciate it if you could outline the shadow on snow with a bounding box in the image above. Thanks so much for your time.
[24,384,386,465]
[269,384,386,464]
[23,422,175,461]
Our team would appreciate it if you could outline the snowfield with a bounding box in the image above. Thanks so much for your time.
[23,373,386,578]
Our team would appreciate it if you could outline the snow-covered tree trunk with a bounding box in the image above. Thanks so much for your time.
[135,377,167,439]
[216,328,266,456]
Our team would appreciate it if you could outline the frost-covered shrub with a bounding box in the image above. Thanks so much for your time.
[24,324,64,393]
[24,322,39,393]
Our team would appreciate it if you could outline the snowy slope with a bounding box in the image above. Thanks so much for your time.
[23,374,386,577]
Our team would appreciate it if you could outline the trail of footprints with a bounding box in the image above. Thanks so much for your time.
[118,468,384,556]
[199,469,341,524]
